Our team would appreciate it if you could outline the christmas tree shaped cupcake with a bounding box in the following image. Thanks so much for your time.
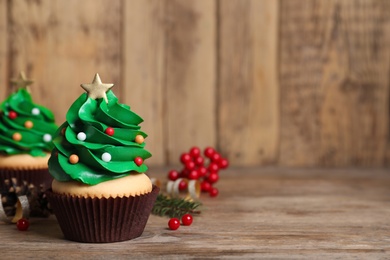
[0,72,57,190]
[46,73,159,243]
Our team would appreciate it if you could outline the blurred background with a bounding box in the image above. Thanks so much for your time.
[0,0,389,167]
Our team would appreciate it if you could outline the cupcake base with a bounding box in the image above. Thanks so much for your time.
[0,168,53,191]
[46,185,160,243]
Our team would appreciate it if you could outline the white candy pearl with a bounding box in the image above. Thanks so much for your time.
[77,132,86,141]
[43,134,52,142]
[32,108,40,115]
[101,152,111,162]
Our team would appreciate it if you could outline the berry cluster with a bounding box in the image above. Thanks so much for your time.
[168,214,193,230]
[167,146,229,197]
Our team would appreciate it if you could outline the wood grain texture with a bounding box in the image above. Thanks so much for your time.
[123,0,165,166]
[0,0,7,100]
[218,0,279,166]
[279,0,390,167]
[8,0,121,123]
[165,0,216,164]
[1,167,390,258]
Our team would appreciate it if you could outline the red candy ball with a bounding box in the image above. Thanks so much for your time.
[185,161,196,171]
[204,147,215,158]
[8,111,17,120]
[180,153,192,164]
[181,214,193,226]
[134,157,143,166]
[207,172,219,184]
[189,147,201,158]
[168,218,180,230]
[188,170,199,180]
[194,156,204,166]
[178,180,188,191]
[209,187,219,197]
[16,218,29,231]
[208,162,219,173]
[218,158,229,169]
[200,181,211,192]
[168,170,179,181]
[105,127,115,136]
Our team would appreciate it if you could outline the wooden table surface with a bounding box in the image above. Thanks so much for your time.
[1,167,389,259]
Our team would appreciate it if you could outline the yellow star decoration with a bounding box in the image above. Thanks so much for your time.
[81,73,114,103]
[10,71,34,90]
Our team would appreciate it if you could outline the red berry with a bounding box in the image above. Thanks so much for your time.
[211,153,221,162]
[185,161,196,170]
[209,187,219,197]
[16,218,29,231]
[204,147,215,158]
[8,111,17,120]
[188,170,199,180]
[198,166,208,177]
[180,153,192,164]
[194,156,204,166]
[168,218,180,230]
[218,158,229,169]
[180,169,189,178]
[105,127,115,136]
[134,157,143,166]
[168,170,179,181]
[189,147,201,158]
[200,181,211,192]
[181,214,193,226]
[178,180,188,191]
[207,172,219,184]
[208,162,219,173]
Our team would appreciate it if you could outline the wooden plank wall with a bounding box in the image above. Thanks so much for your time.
[0,0,389,167]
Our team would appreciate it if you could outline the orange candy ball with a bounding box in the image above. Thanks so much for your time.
[12,133,22,141]
[24,120,33,129]
[69,154,79,164]
[135,135,144,144]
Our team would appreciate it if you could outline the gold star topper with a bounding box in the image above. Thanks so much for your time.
[10,71,34,90]
[81,73,114,103]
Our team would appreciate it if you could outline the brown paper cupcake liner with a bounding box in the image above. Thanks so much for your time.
[46,185,159,243]
[0,168,53,191]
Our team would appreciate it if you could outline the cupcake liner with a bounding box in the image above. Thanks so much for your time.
[0,168,52,192]
[46,185,159,243]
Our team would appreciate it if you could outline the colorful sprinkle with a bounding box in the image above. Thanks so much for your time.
[31,108,40,115]
[24,120,33,129]
[69,154,79,164]
[105,127,114,136]
[61,127,66,135]
[8,111,17,119]
[77,132,87,141]
[12,133,22,141]
[102,152,111,162]
[134,156,143,166]
[135,135,144,144]
[43,134,52,142]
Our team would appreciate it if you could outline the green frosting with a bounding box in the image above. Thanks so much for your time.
[0,88,57,156]
[48,90,152,185]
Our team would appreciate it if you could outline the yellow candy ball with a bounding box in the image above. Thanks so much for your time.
[135,135,144,144]
[12,133,22,141]
[69,154,79,164]
[24,120,33,129]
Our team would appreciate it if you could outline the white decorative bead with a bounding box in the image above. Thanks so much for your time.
[32,108,40,115]
[43,134,52,142]
[101,152,111,162]
[77,132,87,141]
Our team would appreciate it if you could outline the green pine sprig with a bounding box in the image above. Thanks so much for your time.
[152,193,202,218]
